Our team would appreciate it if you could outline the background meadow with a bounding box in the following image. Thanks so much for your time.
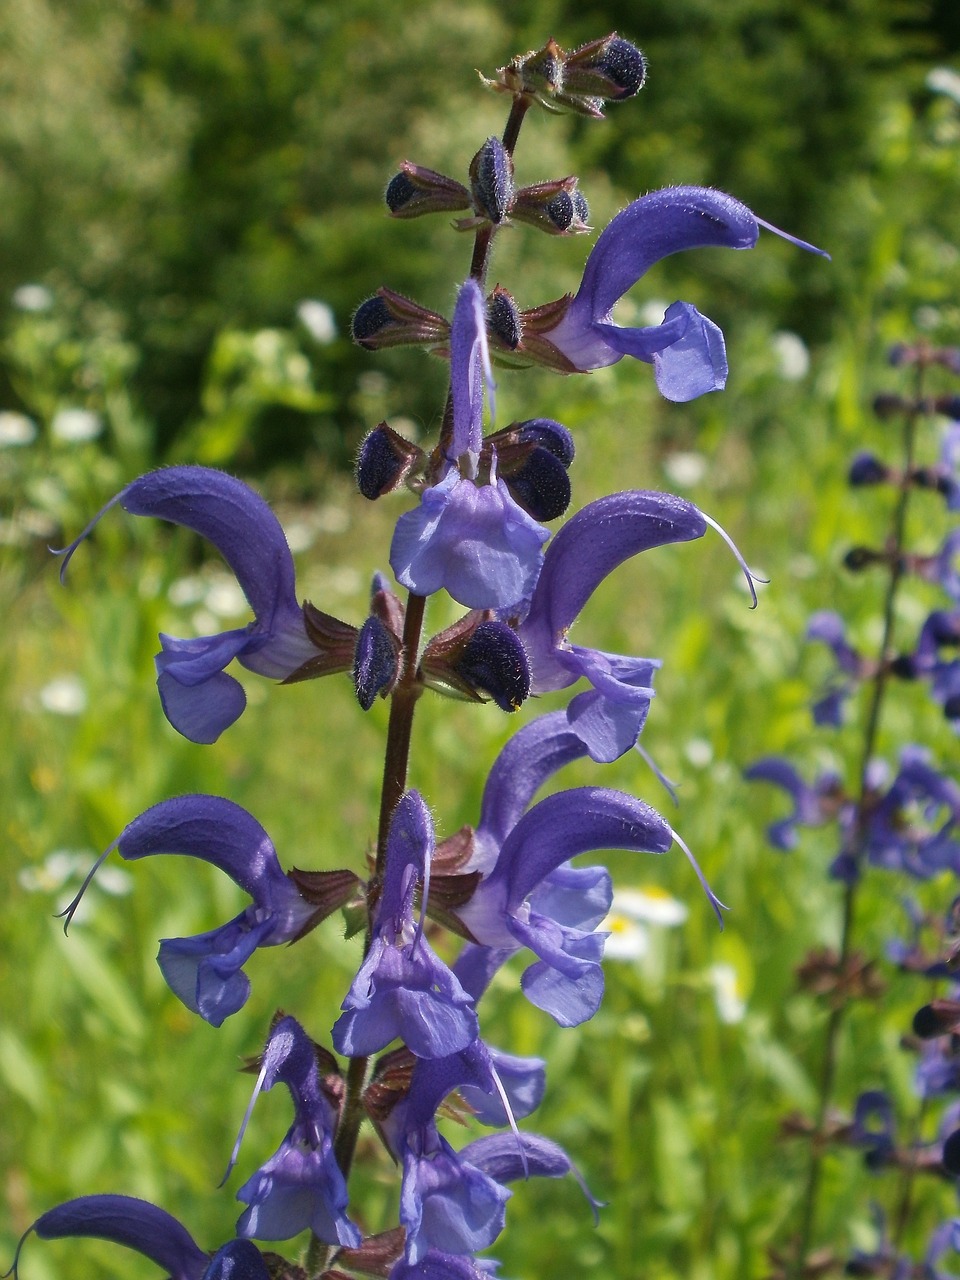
[3,1,960,1276]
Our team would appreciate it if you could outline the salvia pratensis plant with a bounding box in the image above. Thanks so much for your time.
[7,33,828,1280]
[747,341,960,1278]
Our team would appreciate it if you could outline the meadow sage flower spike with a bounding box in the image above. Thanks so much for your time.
[56,465,349,743]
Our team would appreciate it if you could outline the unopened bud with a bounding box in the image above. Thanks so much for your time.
[351,288,449,351]
[354,614,401,710]
[484,418,575,522]
[942,1128,960,1175]
[847,452,889,486]
[487,287,522,350]
[913,999,960,1038]
[356,423,424,499]
[563,34,647,101]
[385,162,470,219]
[872,392,908,418]
[469,137,514,224]
[421,613,530,711]
[512,177,590,235]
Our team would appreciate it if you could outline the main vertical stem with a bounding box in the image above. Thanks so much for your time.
[320,88,537,1278]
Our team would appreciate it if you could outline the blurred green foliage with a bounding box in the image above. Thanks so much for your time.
[0,0,957,471]
[4,4,960,1279]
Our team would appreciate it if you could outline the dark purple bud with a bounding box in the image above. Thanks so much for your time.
[844,546,883,572]
[888,342,913,367]
[469,137,514,224]
[872,392,908,418]
[515,418,576,465]
[913,999,960,1038]
[351,288,449,351]
[421,613,529,711]
[456,620,530,712]
[354,614,401,710]
[944,694,960,721]
[352,295,392,344]
[487,287,522,350]
[564,34,647,100]
[942,1128,960,1175]
[511,178,590,236]
[483,418,575,521]
[937,348,960,375]
[385,162,471,218]
[356,422,425,499]
[848,452,889,486]
[499,447,571,522]
[888,653,917,679]
[936,395,960,418]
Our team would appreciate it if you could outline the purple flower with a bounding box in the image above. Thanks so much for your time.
[232,1015,360,1246]
[390,280,549,610]
[806,609,873,725]
[528,186,827,401]
[514,490,707,762]
[864,746,960,879]
[379,1043,591,1264]
[64,795,314,1026]
[332,791,479,1058]
[452,711,701,1027]
[9,1195,270,1280]
[743,757,848,852]
[57,466,332,743]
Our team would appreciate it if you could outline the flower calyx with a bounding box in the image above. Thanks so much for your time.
[285,867,364,942]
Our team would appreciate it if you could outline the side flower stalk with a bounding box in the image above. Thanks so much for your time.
[747,342,960,1276]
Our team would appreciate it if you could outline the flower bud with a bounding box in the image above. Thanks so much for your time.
[356,422,425,499]
[421,612,530,711]
[487,286,522,350]
[469,137,515,224]
[354,614,401,709]
[511,177,590,235]
[385,162,470,219]
[847,452,889,486]
[483,418,575,522]
[563,34,647,101]
[351,288,450,351]
[943,1128,960,1175]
